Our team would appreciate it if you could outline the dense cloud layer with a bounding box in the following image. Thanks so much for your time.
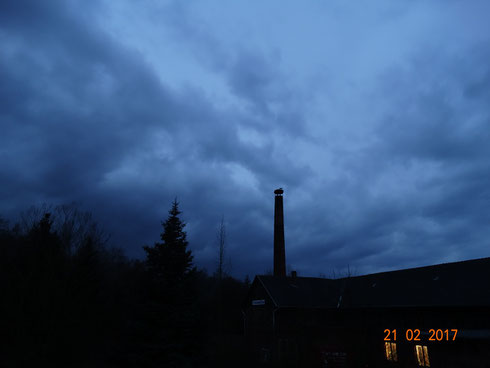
[1,0,490,278]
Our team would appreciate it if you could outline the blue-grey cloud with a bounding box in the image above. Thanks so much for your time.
[1,0,490,278]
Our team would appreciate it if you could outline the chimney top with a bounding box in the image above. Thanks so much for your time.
[274,188,284,195]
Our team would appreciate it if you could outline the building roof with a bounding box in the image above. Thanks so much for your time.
[256,275,341,308]
[253,257,490,308]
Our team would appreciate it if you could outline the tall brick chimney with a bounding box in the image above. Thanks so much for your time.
[274,188,286,277]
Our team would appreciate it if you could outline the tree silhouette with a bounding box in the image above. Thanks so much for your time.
[0,202,251,367]
[139,200,202,366]
[20,202,109,255]
[143,199,194,284]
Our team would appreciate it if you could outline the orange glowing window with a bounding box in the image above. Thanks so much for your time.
[415,345,430,367]
[384,342,398,362]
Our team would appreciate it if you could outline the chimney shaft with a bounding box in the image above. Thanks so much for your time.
[273,188,286,277]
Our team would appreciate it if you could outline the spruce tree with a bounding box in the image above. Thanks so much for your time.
[143,199,194,285]
[142,200,201,366]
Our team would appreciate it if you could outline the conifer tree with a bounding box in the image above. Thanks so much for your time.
[141,200,200,366]
[143,199,194,285]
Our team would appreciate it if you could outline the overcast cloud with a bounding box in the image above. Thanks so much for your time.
[1,0,490,278]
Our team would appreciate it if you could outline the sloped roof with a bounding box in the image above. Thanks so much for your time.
[257,275,341,308]
[255,257,490,308]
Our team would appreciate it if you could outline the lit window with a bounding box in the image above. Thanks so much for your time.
[415,345,430,367]
[385,342,398,362]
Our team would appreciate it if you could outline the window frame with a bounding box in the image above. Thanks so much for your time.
[415,344,430,367]
[384,341,398,362]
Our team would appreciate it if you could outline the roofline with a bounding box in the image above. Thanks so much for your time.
[256,257,490,281]
[266,304,490,310]
[337,256,490,281]
[257,275,335,281]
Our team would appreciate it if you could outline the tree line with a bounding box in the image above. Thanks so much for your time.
[0,201,251,367]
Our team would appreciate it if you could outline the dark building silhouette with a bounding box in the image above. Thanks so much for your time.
[242,191,490,367]
[274,188,286,277]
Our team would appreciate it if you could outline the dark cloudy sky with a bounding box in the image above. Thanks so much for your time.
[2,0,490,278]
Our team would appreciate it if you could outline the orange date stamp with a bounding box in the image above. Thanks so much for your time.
[384,329,458,341]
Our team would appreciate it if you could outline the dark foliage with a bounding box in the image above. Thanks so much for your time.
[0,203,250,367]
[143,199,194,287]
